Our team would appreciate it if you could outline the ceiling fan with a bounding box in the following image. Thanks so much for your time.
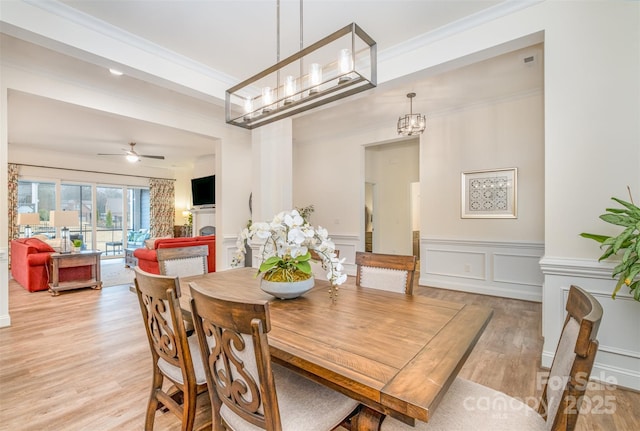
[98,142,165,162]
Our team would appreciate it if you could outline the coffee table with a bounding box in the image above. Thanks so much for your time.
[48,250,103,296]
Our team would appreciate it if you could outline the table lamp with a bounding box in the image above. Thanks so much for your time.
[16,212,40,237]
[50,210,79,254]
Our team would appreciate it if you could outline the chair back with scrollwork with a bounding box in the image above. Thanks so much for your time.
[189,283,281,430]
[133,267,207,430]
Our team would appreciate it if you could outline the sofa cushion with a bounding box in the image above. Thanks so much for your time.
[145,236,171,249]
[25,238,56,253]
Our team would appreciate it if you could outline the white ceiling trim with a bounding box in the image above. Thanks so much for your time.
[21,0,542,99]
[2,0,230,101]
[379,0,543,63]
[24,0,236,86]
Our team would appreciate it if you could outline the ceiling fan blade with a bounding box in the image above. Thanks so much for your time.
[97,153,123,156]
[140,155,165,160]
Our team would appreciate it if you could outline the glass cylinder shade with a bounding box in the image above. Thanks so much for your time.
[284,75,296,104]
[262,87,274,113]
[244,97,253,120]
[309,63,322,94]
[338,49,353,83]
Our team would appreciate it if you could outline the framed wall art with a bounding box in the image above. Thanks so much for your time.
[461,168,517,218]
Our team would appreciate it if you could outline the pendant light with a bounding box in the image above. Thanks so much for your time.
[397,92,426,136]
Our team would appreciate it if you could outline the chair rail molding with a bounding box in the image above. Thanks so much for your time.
[540,256,640,391]
[420,237,544,302]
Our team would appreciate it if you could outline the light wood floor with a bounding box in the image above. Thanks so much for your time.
[1,277,638,431]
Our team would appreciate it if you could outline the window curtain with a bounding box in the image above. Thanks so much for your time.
[8,164,19,240]
[149,178,175,238]
[7,164,19,269]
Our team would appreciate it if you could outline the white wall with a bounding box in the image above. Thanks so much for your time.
[537,1,640,391]
[424,92,544,241]
[292,1,640,390]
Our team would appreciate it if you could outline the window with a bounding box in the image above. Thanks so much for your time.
[18,178,150,258]
[61,183,93,249]
[17,181,55,237]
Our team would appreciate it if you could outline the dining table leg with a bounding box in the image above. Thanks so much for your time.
[352,405,384,431]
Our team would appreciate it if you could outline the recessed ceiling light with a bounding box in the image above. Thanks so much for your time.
[109,68,124,76]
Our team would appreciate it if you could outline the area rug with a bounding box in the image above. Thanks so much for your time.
[101,259,135,287]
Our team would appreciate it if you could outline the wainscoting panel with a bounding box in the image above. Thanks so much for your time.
[425,248,486,280]
[540,257,640,391]
[493,253,544,286]
[420,238,544,302]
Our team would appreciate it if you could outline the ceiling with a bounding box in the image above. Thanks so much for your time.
[2,0,543,170]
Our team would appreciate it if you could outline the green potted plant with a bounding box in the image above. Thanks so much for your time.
[580,188,640,301]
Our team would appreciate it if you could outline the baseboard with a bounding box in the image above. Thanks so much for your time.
[0,314,11,328]
[419,276,541,302]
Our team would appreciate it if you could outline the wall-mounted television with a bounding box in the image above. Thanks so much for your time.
[191,175,215,206]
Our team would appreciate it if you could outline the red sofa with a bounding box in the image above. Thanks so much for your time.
[10,238,92,292]
[133,235,216,274]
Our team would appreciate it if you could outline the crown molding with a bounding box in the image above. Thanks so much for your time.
[26,0,542,90]
[24,0,237,87]
[378,0,543,63]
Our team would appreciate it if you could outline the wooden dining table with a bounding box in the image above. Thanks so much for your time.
[178,267,493,431]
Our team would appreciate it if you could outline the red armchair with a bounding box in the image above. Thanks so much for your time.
[133,235,216,274]
[10,238,92,292]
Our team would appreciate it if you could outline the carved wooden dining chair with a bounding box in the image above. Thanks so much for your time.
[355,251,417,294]
[381,284,603,431]
[189,282,360,431]
[133,267,209,431]
[157,245,209,278]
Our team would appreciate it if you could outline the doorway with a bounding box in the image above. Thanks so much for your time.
[364,139,420,255]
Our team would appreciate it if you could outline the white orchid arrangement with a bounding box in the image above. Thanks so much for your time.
[233,209,346,300]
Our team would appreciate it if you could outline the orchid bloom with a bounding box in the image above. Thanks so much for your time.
[233,209,346,295]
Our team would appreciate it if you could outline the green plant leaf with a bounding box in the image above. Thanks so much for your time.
[625,263,640,284]
[613,226,635,253]
[622,246,635,263]
[612,276,626,299]
[630,280,640,301]
[598,246,615,261]
[612,258,634,277]
[296,252,311,262]
[611,197,640,216]
[579,233,610,243]
[600,213,636,227]
[295,260,312,274]
[259,255,282,274]
[605,207,629,215]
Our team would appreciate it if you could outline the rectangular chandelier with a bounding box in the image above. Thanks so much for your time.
[226,23,376,129]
